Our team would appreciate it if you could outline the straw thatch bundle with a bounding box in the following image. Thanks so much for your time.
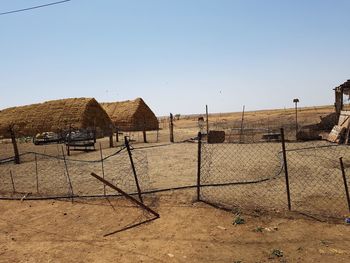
[0,98,113,138]
[101,98,158,131]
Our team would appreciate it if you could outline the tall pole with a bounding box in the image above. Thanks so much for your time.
[281,128,291,211]
[293,98,299,140]
[197,132,202,201]
[9,125,20,164]
[169,113,174,143]
[239,105,245,143]
[206,105,209,135]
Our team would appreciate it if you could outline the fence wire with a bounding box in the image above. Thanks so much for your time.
[199,142,288,213]
[199,139,350,219]
[286,142,350,218]
[0,145,151,201]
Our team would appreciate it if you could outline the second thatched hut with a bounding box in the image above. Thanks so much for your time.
[101,98,158,132]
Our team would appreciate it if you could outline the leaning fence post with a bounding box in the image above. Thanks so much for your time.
[125,136,143,203]
[197,132,202,201]
[281,128,291,211]
[99,142,106,196]
[339,157,350,212]
[61,146,74,202]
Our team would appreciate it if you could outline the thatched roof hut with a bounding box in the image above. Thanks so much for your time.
[0,98,113,138]
[101,98,158,131]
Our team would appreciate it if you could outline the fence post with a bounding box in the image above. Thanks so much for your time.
[9,125,20,164]
[9,170,16,193]
[109,134,114,148]
[99,142,106,196]
[143,131,147,143]
[35,153,39,193]
[206,105,209,135]
[281,128,291,211]
[125,136,143,203]
[169,113,174,143]
[61,146,74,202]
[339,157,350,212]
[197,132,202,201]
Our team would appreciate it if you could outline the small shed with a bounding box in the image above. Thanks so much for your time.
[0,98,113,138]
[101,98,159,132]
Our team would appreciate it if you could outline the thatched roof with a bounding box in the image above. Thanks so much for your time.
[101,98,159,131]
[0,98,113,138]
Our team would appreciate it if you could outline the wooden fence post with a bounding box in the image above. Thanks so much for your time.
[206,105,209,135]
[9,125,20,164]
[115,128,119,143]
[169,113,174,143]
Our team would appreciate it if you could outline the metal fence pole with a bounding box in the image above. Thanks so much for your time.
[125,136,143,203]
[99,143,106,196]
[61,146,74,202]
[281,128,291,211]
[339,157,350,212]
[197,132,202,201]
[9,170,16,193]
[35,153,39,194]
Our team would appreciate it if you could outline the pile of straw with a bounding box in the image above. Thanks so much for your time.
[0,98,113,138]
[101,98,158,131]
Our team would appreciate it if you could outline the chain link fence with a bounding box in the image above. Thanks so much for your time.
[286,142,350,218]
[198,130,350,219]
[0,144,151,202]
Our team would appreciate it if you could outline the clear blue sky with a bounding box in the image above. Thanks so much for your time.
[1,0,349,116]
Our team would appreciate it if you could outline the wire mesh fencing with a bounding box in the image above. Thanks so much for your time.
[198,130,350,219]
[0,144,151,202]
[285,142,350,218]
[198,140,288,214]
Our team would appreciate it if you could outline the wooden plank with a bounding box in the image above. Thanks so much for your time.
[328,125,346,143]
[90,172,159,218]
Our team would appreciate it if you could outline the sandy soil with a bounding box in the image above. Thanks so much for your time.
[1,105,350,262]
[1,191,350,263]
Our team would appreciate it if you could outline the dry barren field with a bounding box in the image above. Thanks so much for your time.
[1,105,350,262]
[1,192,350,263]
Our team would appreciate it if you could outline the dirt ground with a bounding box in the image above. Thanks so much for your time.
[1,105,350,262]
[1,191,350,263]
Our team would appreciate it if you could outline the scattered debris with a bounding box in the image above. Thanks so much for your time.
[328,111,350,143]
[320,240,332,247]
[20,193,31,201]
[253,227,264,233]
[233,215,245,225]
[253,226,278,233]
[271,249,284,258]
